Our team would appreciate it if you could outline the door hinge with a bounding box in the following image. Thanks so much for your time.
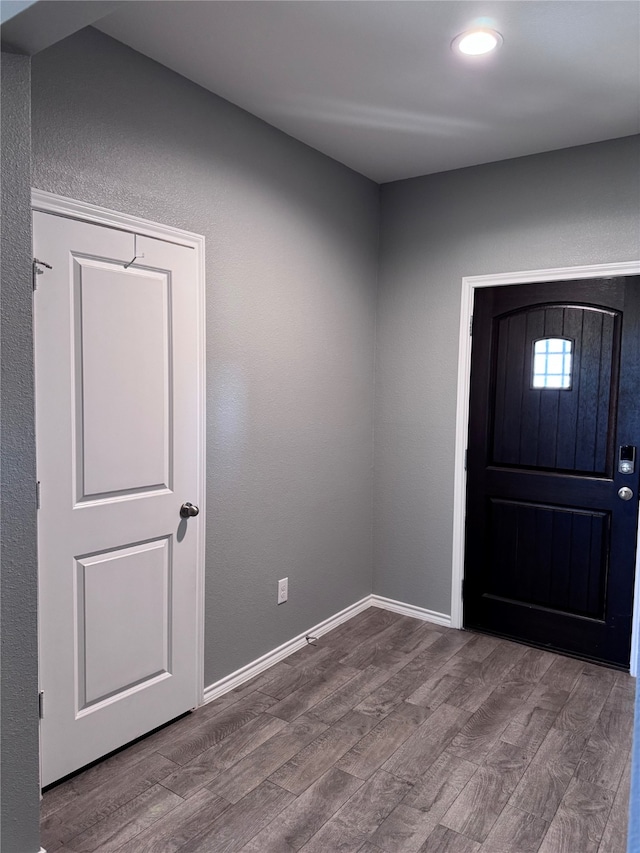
[36,480,41,510]
[469,314,473,336]
[32,257,53,291]
[38,691,45,719]
[464,449,468,471]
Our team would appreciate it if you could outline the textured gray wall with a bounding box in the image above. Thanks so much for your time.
[0,51,41,853]
[629,676,640,852]
[374,136,640,614]
[31,28,379,685]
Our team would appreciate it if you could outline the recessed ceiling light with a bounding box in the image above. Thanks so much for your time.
[452,28,503,56]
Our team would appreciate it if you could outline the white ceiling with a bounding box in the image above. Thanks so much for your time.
[95,1,640,183]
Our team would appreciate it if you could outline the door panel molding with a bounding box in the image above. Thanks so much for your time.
[452,260,640,673]
[32,188,206,719]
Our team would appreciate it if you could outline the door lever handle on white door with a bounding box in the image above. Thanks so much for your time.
[180,502,200,518]
[618,487,634,501]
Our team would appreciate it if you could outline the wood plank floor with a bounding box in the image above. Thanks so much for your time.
[41,609,634,852]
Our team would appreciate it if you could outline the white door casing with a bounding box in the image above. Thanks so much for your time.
[451,260,640,675]
[33,196,205,786]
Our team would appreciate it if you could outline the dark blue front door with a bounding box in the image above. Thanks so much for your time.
[464,277,640,668]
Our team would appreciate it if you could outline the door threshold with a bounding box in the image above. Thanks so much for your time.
[462,625,629,673]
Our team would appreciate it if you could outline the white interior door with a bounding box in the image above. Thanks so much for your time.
[34,210,203,786]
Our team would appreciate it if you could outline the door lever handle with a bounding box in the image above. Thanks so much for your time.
[180,502,200,518]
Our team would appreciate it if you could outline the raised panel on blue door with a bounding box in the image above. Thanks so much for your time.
[491,304,618,475]
[485,498,610,620]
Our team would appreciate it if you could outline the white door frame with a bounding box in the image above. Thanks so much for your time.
[31,188,207,703]
[451,260,640,675]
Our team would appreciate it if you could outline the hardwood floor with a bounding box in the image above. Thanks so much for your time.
[40,608,634,852]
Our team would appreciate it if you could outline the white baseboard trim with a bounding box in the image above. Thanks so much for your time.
[202,596,372,705]
[202,593,453,705]
[370,594,452,628]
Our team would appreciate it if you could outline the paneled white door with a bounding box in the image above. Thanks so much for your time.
[34,210,203,786]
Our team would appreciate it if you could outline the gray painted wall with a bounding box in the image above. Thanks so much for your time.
[374,136,640,614]
[630,677,640,852]
[9,25,639,850]
[0,51,41,853]
[31,27,379,686]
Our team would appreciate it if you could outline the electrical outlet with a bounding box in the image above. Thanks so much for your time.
[277,577,288,605]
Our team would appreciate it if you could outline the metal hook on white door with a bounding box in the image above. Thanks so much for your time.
[123,234,144,268]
